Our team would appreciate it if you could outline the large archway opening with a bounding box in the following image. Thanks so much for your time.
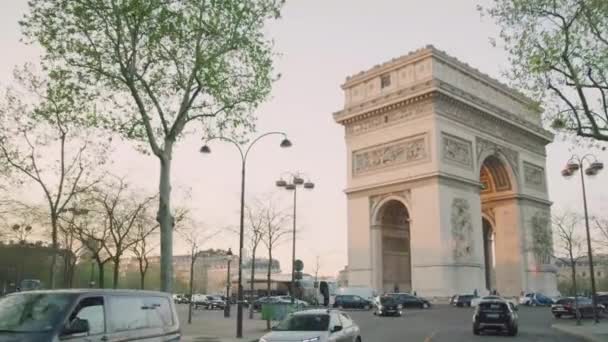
[378,200,411,293]
[479,155,514,292]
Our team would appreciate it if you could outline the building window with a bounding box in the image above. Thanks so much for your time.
[381,74,391,89]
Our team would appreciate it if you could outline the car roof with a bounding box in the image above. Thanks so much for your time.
[6,289,171,297]
[292,309,335,316]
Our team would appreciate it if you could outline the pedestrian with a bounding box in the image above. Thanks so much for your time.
[473,288,478,297]
[413,290,417,297]
[394,284,399,293]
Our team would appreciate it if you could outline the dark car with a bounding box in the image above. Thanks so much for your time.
[253,296,283,311]
[454,294,476,307]
[204,295,226,310]
[332,295,372,310]
[473,299,518,336]
[551,297,604,318]
[0,289,180,342]
[596,294,608,312]
[374,296,402,317]
[387,293,431,309]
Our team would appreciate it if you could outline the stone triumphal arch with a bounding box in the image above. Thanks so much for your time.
[333,46,557,297]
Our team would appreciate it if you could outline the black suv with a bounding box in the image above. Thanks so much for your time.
[333,295,372,310]
[374,295,402,316]
[387,293,431,309]
[473,299,518,336]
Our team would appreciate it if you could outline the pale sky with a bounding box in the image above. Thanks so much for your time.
[1,0,607,278]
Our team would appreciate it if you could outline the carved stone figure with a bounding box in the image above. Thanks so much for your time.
[442,133,473,168]
[353,136,427,175]
[524,162,545,189]
[530,212,552,265]
[451,198,474,260]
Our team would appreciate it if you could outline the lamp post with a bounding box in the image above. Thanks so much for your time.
[200,132,291,338]
[561,154,603,324]
[275,172,315,304]
[224,248,233,318]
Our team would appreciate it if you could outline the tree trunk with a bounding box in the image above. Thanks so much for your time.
[266,247,272,330]
[138,258,146,290]
[98,261,105,289]
[112,256,121,289]
[49,215,58,289]
[158,144,174,293]
[188,256,195,324]
[249,247,256,319]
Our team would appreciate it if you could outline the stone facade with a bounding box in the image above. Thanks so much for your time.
[334,46,557,297]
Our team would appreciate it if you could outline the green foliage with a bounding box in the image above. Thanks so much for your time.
[21,0,285,152]
[481,0,608,142]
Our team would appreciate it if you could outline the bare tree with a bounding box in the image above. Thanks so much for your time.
[89,176,157,289]
[130,220,159,290]
[243,201,267,319]
[553,212,586,323]
[71,210,112,288]
[179,222,218,325]
[261,200,290,329]
[594,218,608,251]
[0,67,107,287]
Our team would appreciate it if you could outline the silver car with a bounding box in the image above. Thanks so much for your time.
[260,309,362,342]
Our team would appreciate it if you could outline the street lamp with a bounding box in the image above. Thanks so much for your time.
[224,248,233,318]
[562,154,603,323]
[200,132,291,338]
[275,172,315,304]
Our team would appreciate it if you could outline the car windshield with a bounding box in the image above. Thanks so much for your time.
[479,302,508,313]
[380,296,397,305]
[273,314,330,331]
[0,293,73,333]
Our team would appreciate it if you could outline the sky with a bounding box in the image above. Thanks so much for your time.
[1,0,607,278]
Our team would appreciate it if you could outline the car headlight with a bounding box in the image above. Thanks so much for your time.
[302,337,320,342]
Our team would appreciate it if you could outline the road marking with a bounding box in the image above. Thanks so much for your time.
[423,331,437,342]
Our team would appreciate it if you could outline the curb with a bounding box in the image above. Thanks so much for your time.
[551,324,603,342]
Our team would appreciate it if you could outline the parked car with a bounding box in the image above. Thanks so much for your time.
[173,293,189,304]
[333,294,373,310]
[453,294,476,307]
[0,289,180,342]
[551,297,606,318]
[259,309,361,342]
[277,296,309,307]
[336,286,377,302]
[596,294,608,312]
[204,295,226,310]
[253,296,284,312]
[519,292,553,306]
[473,298,519,336]
[374,295,402,317]
[386,293,431,309]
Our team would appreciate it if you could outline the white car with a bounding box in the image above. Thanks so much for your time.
[260,309,362,342]
[278,295,309,307]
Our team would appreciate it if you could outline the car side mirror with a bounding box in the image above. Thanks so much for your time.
[62,318,89,336]
[331,325,343,333]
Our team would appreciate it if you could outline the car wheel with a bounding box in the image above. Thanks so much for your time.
[508,326,518,337]
[473,325,480,335]
[356,337,362,342]
[554,314,561,319]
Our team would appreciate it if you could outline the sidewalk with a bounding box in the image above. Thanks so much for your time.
[552,319,608,342]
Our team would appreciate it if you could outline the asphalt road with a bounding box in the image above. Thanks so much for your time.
[344,305,586,342]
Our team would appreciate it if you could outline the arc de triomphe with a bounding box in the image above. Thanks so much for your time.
[333,46,558,297]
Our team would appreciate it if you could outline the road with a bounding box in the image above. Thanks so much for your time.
[346,305,586,342]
